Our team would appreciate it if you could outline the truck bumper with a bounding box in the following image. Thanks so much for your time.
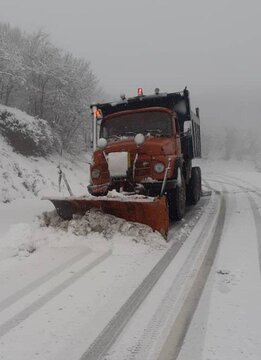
[141,179,177,193]
[88,179,177,196]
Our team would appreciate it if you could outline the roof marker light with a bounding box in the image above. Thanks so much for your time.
[138,88,143,96]
[95,109,102,119]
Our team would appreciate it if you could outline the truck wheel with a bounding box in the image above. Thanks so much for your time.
[187,166,201,205]
[167,173,186,221]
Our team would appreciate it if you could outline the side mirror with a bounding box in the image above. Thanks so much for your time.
[97,138,107,149]
[184,121,192,136]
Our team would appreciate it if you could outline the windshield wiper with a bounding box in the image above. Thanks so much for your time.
[108,134,121,140]
[145,129,163,136]
[118,131,136,136]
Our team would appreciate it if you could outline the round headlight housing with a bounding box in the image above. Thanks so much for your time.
[154,162,165,173]
[134,133,145,146]
[91,168,101,179]
[97,138,107,149]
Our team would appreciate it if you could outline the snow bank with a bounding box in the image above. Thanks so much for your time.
[0,105,90,203]
[0,133,89,203]
[0,208,166,260]
[41,209,165,248]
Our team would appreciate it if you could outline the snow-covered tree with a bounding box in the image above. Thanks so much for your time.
[0,23,101,154]
[0,24,26,106]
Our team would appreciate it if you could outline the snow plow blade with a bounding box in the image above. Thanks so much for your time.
[43,195,169,238]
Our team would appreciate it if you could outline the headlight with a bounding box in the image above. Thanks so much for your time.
[91,168,101,179]
[154,162,165,173]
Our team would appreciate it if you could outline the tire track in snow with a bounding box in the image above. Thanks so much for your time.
[176,179,261,360]
[221,173,261,193]
[0,249,112,338]
[211,174,261,275]
[248,196,261,276]
[79,196,213,360]
[168,196,210,241]
[0,247,92,313]
[177,188,236,360]
[208,174,261,196]
[202,179,219,193]
[79,242,190,360]
[108,193,224,360]
[158,192,226,360]
[202,179,213,191]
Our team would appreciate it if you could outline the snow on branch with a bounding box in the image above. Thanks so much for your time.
[0,22,101,154]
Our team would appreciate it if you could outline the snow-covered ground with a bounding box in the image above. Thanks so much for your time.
[1,119,261,360]
[0,129,169,360]
[177,162,261,360]
[0,126,91,252]
[0,133,89,204]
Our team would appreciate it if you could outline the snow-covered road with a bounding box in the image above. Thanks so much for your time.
[178,166,261,360]
[0,194,207,360]
[0,161,261,360]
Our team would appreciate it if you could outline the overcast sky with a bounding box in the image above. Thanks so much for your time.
[0,0,260,128]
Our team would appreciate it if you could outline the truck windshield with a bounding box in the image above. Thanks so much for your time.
[100,111,172,139]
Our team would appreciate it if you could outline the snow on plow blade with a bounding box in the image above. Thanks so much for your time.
[44,195,169,238]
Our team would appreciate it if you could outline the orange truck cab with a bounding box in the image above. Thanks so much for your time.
[88,88,201,221]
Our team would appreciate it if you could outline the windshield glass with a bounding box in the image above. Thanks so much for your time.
[100,111,173,139]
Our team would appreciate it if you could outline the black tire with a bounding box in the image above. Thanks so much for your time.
[167,173,186,221]
[186,166,201,205]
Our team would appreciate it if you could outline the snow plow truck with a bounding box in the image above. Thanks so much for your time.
[47,88,201,238]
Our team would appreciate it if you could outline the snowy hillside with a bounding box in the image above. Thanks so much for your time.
[0,106,94,258]
[0,134,89,203]
[0,105,89,203]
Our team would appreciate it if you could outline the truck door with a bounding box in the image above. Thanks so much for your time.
[173,116,181,155]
